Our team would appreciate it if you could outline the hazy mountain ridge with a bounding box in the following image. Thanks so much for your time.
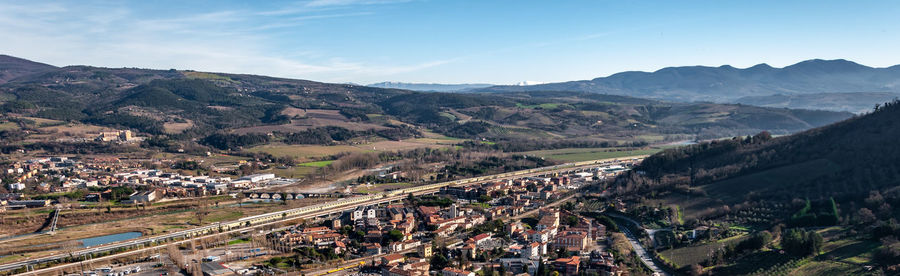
[367,81,494,92]
[481,59,900,111]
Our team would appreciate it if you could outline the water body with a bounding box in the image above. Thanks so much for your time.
[79,232,142,247]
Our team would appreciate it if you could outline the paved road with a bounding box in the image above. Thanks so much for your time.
[620,226,670,276]
[607,213,670,276]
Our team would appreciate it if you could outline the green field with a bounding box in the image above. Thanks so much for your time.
[247,144,368,159]
[228,238,250,245]
[523,147,662,162]
[658,234,749,268]
[298,160,334,167]
[266,166,317,178]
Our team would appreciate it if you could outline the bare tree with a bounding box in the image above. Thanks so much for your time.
[194,202,209,226]
[61,240,85,274]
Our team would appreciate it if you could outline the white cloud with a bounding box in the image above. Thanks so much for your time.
[0,1,453,83]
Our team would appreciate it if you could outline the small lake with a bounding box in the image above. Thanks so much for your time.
[79,232,142,247]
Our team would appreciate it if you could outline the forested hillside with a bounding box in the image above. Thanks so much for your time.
[611,100,900,273]
[616,100,900,200]
[0,56,854,153]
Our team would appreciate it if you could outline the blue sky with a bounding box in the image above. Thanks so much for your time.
[1,0,899,84]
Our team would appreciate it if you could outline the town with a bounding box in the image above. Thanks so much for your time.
[0,154,646,276]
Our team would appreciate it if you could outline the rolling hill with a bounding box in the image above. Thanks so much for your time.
[616,99,900,206]
[735,92,899,114]
[481,59,900,112]
[0,55,57,84]
[0,55,854,150]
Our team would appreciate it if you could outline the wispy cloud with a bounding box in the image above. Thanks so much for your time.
[0,0,450,83]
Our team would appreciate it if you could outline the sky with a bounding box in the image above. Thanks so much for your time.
[1,0,899,85]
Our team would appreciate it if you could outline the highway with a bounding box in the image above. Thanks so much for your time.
[1,155,643,275]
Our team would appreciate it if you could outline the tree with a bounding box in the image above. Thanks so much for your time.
[195,205,210,225]
[689,264,703,276]
[430,253,449,270]
[781,228,823,256]
[385,230,404,243]
[478,195,492,203]
[537,261,547,276]
[736,231,772,252]
[857,208,876,224]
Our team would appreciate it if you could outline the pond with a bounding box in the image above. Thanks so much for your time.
[79,232,142,247]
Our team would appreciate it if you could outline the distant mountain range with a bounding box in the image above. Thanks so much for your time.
[0,54,853,146]
[480,59,900,112]
[367,82,493,92]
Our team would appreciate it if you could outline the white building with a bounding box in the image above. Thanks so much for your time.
[7,183,25,191]
[239,173,275,183]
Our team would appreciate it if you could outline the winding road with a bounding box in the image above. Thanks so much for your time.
[607,213,671,276]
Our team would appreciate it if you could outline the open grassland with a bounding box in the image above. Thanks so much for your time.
[658,234,749,269]
[265,165,318,178]
[19,116,63,126]
[298,160,334,167]
[523,147,663,162]
[247,144,368,159]
[248,138,455,161]
[352,139,451,151]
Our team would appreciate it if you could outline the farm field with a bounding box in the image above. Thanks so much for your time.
[712,227,879,275]
[247,144,369,159]
[657,234,749,269]
[248,138,457,161]
[265,165,318,178]
[522,147,662,162]
[298,160,334,167]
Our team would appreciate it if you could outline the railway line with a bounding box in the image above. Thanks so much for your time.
[1,155,644,275]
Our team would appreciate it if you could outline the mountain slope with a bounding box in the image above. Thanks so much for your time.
[481,59,900,110]
[0,55,853,145]
[736,92,900,114]
[0,55,57,84]
[617,100,900,202]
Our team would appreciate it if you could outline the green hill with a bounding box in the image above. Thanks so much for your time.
[0,55,854,150]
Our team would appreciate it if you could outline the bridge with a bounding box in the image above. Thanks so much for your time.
[241,191,344,200]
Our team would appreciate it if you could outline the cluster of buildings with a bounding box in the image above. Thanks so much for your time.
[1,155,289,210]
[258,165,631,276]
